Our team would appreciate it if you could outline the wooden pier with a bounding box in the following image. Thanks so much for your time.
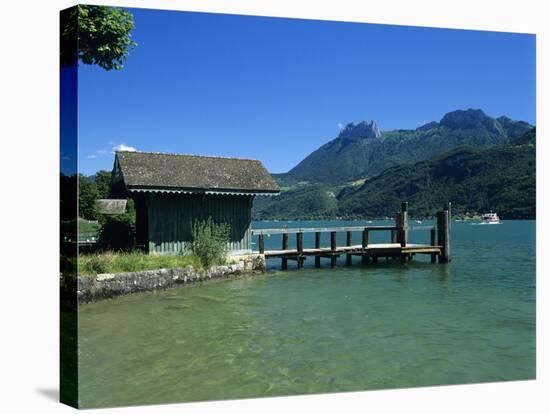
[252,202,452,269]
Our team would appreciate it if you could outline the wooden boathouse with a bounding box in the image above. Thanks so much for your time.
[111,151,280,254]
[252,202,452,269]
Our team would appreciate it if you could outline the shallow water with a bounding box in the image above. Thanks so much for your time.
[77,220,535,408]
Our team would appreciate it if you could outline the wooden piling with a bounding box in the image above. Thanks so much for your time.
[437,212,443,262]
[346,231,353,266]
[297,232,304,269]
[362,228,370,248]
[315,231,321,268]
[400,202,408,247]
[281,233,288,270]
[259,234,265,254]
[392,212,401,243]
[430,227,436,263]
[330,231,337,267]
[297,232,303,254]
[437,210,451,263]
[445,202,452,230]
[444,202,452,260]
[362,228,369,265]
[445,215,451,263]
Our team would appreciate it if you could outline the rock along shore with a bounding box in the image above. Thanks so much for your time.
[71,254,265,304]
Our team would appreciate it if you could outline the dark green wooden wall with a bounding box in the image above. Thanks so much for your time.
[145,193,253,255]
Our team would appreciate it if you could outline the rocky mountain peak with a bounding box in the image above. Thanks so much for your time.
[338,120,381,140]
[440,109,500,132]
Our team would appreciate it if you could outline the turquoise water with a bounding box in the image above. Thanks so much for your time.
[77,220,536,408]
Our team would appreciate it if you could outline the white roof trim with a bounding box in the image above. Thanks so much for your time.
[128,188,279,196]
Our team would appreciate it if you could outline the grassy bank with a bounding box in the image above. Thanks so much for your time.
[78,252,203,276]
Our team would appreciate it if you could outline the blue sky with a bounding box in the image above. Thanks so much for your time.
[76,8,536,175]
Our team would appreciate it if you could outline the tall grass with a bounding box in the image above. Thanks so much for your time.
[78,251,202,276]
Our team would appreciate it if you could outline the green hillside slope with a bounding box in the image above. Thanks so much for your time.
[253,184,338,220]
[338,142,535,219]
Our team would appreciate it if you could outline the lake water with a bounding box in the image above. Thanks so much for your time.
[77,220,536,408]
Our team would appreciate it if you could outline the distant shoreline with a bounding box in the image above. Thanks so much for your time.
[252,217,536,222]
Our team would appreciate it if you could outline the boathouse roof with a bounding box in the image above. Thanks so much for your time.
[114,151,280,196]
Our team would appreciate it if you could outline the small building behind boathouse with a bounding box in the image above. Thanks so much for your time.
[111,151,280,255]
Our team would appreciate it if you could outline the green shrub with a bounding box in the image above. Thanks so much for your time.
[188,217,230,268]
[97,215,135,250]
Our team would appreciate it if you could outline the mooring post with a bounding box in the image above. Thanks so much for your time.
[430,227,436,264]
[445,202,452,231]
[362,227,369,265]
[437,211,443,262]
[346,231,353,266]
[400,201,408,247]
[392,212,401,244]
[281,233,288,270]
[443,203,451,262]
[315,231,321,268]
[363,228,370,247]
[297,232,304,268]
[330,231,337,267]
[445,202,452,260]
[437,210,451,263]
[259,234,265,254]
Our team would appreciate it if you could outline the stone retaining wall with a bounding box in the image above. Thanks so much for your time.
[74,254,265,303]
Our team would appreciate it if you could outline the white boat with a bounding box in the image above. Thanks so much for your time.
[480,212,500,224]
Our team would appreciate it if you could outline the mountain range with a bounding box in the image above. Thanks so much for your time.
[253,109,535,220]
[278,109,533,185]
[338,133,535,219]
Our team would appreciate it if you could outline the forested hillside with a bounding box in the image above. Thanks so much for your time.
[337,143,535,219]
